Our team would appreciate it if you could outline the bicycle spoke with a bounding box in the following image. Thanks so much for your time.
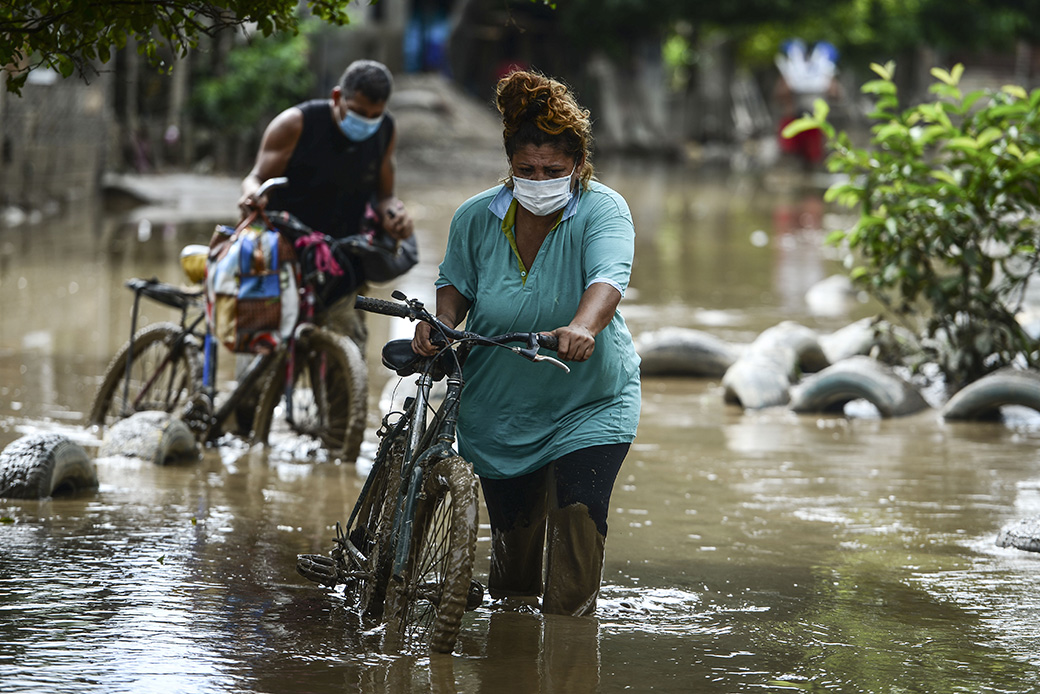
[91,323,202,427]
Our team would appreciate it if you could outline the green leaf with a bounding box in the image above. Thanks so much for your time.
[1001,84,1028,100]
[987,104,1027,120]
[961,91,987,112]
[862,79,897,96]
[976,127,1002,148]
[824,182,854,203]
[931,66,954,85]
[812,98,830,122]
[929,83,962,101]
[825,230,847,245]
[870,62,893,81]
[917,124,949,145]
[781,117,819,139]
[874,122,908,143]
[946,137,979,152]
[931,170,958,186]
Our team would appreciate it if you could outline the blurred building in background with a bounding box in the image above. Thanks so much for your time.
[1,0,1038,214]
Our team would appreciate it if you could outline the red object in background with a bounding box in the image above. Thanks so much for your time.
[779,116,825,164]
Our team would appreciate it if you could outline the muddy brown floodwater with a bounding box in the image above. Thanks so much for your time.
[2,162,1040,693]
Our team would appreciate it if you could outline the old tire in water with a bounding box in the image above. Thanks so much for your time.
[722,349,795,410]
[941,368,1040,421]
[996,516,1040,553]
[752,321,829,374]
[97,410,199,464]
[635,327,740,378]
[383,456,478,654]
[788,355,929,418]
[0,433,98,498]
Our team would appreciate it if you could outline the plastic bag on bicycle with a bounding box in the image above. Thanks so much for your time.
[206,223,300,353]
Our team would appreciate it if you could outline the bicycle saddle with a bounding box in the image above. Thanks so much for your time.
[381,339,454,381]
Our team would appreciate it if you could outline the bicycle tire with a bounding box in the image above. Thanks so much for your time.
[251,326,367,461]
[295,417,404,612]
[89,322,203,429]
[349,422,407,620]
[383,455,478,654]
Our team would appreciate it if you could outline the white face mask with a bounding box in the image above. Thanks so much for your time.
[511,166,575,216]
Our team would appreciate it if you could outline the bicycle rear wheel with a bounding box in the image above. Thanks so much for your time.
[384,455,478,654]
[89,322,203,429]
[252,326,367,461]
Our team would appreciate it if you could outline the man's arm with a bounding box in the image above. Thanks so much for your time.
[374,127,415,240]
[238,107,303,218]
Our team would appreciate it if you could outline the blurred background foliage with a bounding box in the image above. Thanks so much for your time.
[3,0,1039,178]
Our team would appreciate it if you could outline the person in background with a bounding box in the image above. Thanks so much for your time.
[412,70,641,616]
[238,59,415,348]
[774,39,842,167]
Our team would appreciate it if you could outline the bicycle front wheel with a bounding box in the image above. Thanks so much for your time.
[346,420,406,620]
[89,322,203,429]
[384,455,478,654]
[252,326,367,461]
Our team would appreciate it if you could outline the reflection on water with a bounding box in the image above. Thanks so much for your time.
[2,165,1040,693]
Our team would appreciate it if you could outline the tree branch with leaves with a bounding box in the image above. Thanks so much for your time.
[0,0,360,94]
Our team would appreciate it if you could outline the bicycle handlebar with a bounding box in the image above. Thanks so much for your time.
[254,176,288,200]
[355,293,566,371]
[355,295,416,321]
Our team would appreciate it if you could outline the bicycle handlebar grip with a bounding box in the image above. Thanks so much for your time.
[355,295,413,319]
[537,333,559,352]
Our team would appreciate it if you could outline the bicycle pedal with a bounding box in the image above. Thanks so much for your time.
[181,394,214,435]
[296,553,340,587]
[465,579,485,611]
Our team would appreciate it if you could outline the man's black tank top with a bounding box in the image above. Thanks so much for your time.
[267,99,394,239]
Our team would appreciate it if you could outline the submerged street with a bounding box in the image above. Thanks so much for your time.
[2,163,1040,692]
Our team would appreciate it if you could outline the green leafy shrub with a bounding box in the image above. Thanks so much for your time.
[192,26,315,139]
[785,62,1040,390]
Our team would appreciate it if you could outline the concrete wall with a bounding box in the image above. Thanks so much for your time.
[0,70,113,213]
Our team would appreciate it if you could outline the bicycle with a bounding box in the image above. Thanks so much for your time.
[296,290,568,653]
[88,177,368,461]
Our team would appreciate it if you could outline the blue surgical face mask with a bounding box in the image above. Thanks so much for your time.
[339,109,384,142]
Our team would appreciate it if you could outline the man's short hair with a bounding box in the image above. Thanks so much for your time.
[339,60,393,103]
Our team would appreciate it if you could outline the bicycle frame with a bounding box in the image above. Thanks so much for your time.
[387,365,465,581]
[118,279,205,418]
[296,291,567,650]
[108,178,324,439]
[345,291,566,582]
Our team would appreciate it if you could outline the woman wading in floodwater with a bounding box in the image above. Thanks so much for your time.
[412,70,641,615]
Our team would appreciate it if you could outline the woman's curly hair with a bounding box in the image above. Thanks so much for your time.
[495,70,594,190]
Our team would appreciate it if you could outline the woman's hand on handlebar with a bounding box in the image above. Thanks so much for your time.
[412,321,443,356]
[550,324,596,362]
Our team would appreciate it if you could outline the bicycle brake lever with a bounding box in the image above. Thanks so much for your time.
[532,353,571,373]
